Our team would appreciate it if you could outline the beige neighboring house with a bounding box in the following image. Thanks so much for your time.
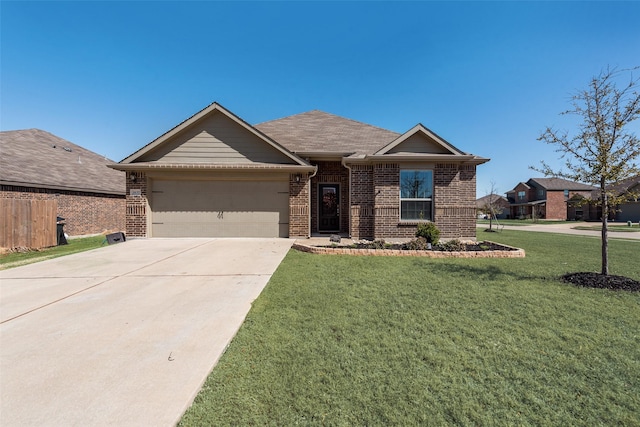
[608,175,640,222]
[0,129,125,236]
[110,102,489,240]
[476,193,510,219]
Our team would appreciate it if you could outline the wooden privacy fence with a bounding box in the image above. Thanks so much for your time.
[0,199,58,249]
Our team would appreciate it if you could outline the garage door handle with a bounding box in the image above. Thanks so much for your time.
[217,211,224,219]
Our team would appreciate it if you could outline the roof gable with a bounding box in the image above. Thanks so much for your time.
[375,124,465,156]
[121,103,308,166]
[0,129,124,195]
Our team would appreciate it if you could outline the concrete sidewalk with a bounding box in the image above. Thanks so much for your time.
[477,222,640,240]
[0,238,293,426]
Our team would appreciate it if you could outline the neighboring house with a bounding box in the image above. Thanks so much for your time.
[506,178,596,220]
[608,175,640,222]
[0,129,125,236]
[476,194,510,219]
[109,102,488,240]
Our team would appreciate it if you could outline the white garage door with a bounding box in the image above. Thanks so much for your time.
[150,179,289,237]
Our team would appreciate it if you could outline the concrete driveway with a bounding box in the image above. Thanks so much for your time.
[0,238,293,426]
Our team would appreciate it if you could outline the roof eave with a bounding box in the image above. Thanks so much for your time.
[343,154,489,164]
[0,180,125,196]
[108,163,317,173]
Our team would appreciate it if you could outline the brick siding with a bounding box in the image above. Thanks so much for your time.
[125,172,148,237]
[545,191,567,220]
[1,185,125,236]
[348,162,477,240]
[350,164,375,239]
[289,173,310,237]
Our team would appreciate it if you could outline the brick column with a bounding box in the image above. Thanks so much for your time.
[289,173,310,237]
[125,171,147,237]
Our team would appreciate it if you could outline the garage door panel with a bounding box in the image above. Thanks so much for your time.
[150,179,289,237]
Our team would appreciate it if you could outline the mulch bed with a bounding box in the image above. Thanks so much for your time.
[562,272,640,292]
[346,241,518,252]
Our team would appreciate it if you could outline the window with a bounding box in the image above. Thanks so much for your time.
[564,189,570,197]
[518,191,526,201]
[400,170,433,220]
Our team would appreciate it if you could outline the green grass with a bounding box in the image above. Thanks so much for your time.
[477,219,577,226]
[0,235,107,270]
[180,231,640,426]
[573,225,640,233]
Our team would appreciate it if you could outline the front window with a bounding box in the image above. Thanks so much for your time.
[518,191,526,201]
[400,170,433,221]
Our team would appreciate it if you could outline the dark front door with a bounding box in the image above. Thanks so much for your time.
[319,184,339,232]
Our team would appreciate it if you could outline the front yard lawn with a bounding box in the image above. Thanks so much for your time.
[180,231,639,426]
[573,224,640,233]
[0,235,106,270]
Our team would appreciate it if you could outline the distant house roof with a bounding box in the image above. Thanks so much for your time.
[607,174,640,195]
[476,193,509,208]
[254,110,401,156]
[527,177,596,191]
[0,129,125,195]
[506,182,531,193]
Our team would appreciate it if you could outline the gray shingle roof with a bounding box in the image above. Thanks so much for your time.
[255,110,400,155]
[1,129,125,195]
[607,174,640,195]
[528,177,596,191]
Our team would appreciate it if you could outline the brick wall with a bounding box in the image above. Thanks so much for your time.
[310,161,349,234]
[350,164,374,239]
[289,173,310,237]
[125,172,148,237]
[356,162,478,240]
[432,163,477,239]
[1,185,125,236]
[546,191,567,220]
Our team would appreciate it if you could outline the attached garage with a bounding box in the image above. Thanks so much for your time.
[616,202,640,222]
[150,178,289,238]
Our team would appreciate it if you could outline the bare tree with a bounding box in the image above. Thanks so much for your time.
[482,181,503,231]
[533,66,640,275]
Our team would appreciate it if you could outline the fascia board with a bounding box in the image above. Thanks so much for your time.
[357,154,489,164]
[107,163,317,173]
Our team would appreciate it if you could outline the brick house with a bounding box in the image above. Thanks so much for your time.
[506,178,597,220]
[1,129,125,236]
[109,103,488,240]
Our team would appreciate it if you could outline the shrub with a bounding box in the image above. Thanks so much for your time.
[415,222,440,245]
[403,237,430,250]
[436,239,466,252]
[372,239,386,249]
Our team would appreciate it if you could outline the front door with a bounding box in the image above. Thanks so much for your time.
[319,184,339,232]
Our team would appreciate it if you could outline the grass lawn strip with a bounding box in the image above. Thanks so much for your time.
[0,235,107,270]
[179,230,640,426]
[572,225,640,232]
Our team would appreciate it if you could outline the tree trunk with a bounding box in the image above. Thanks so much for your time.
[601,181,609,276]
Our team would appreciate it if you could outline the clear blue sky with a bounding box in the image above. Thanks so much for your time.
[2,1,639,197]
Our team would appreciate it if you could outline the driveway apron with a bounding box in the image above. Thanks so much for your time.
[0,238,293,426]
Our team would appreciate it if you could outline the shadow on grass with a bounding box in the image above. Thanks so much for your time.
[416,259,554,283]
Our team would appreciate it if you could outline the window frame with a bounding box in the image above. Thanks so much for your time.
[399,169,434,222]
[517,191,526,201]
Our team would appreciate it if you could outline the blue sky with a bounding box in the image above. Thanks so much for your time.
[2,1,639,197]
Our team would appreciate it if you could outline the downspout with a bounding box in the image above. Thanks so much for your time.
[341,158,352,239]
[307,165,318,238]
